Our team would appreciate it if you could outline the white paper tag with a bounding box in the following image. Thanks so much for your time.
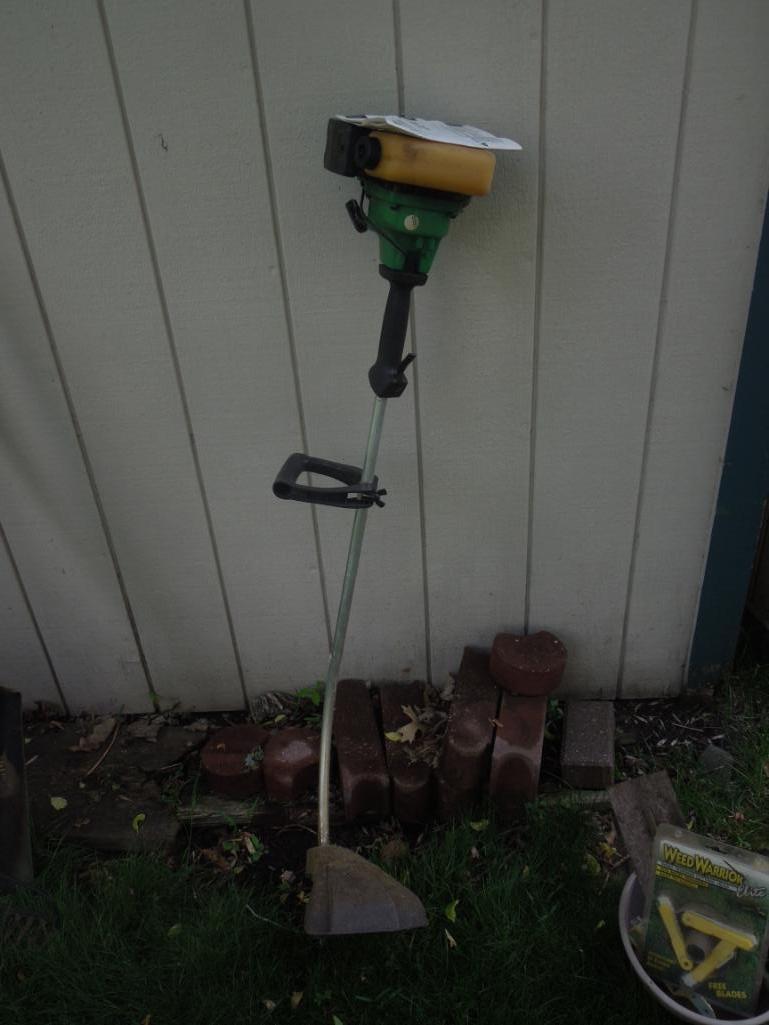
[335,114,521,151]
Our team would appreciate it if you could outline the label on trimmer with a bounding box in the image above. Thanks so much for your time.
[335,114,521,151]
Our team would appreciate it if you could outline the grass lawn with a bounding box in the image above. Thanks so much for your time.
[2,667,768,1025]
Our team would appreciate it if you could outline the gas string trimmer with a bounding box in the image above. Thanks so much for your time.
[273,114,518,936]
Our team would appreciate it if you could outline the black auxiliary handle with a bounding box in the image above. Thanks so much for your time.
[272,267,423,509]
[273,453,385,509]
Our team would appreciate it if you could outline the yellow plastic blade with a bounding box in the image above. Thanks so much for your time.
[657,896,694,971]
[682,937,738,987]
[680,910,756,951]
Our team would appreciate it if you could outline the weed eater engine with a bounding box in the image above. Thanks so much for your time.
[273,115,519,937]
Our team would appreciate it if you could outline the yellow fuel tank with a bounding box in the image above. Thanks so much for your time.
[366,130,495,197]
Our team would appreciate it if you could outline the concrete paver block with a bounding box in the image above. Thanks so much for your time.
[561,700,615,789]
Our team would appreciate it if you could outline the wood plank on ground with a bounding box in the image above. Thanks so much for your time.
[0,687,33,883]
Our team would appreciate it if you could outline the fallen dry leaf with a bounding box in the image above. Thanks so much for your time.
[598,841,618,861]
[384,705,423,745]
[290,991,303,1010]
[50,796,68,811]
[262,999,277,1012]
[380,837,409,865]
[184,718,210,733]
[70,716,116,753]
[583,852,601,877]
[125,716,163,742]
[199,847,232,872]
[444,928,457,949]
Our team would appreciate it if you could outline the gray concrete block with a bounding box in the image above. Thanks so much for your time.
[561,699,615,789]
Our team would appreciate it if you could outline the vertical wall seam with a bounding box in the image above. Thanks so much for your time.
[0,516,68,714]
[98,0,249,707]
[243,0,332,651]
[392,0,405,116]
[391,0,432,683]
[616,0,698,698]
[524,0,548,635]
[0,145,155,710]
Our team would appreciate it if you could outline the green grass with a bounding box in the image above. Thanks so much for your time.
[670,666,769,850]
[4,667,769,1025]
[0,807,668,1025]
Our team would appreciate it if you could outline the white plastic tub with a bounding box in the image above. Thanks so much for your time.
[619,873,769,1024]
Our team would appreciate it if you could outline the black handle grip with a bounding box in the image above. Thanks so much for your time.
[368,267,427,398]
[273,453,385,508]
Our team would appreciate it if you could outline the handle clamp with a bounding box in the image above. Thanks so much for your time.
[273,453,386,509]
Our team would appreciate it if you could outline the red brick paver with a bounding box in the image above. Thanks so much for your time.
[380,681,432,823]
[201,724,269,798]
[489,693,547,820]
[436,649,499,819]
[490,631,567,696]
[334,679,390,821]
[262,727,320,802]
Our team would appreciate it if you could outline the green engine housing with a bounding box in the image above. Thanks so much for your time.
[362,178,469,276]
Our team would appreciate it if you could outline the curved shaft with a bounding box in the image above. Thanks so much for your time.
[317,396,387,845]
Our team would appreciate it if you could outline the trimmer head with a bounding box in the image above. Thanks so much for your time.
[304,844,427,936]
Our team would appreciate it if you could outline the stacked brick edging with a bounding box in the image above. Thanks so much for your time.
[201,630,616,825]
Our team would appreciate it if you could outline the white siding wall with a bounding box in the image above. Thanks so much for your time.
[0,0,767,711]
